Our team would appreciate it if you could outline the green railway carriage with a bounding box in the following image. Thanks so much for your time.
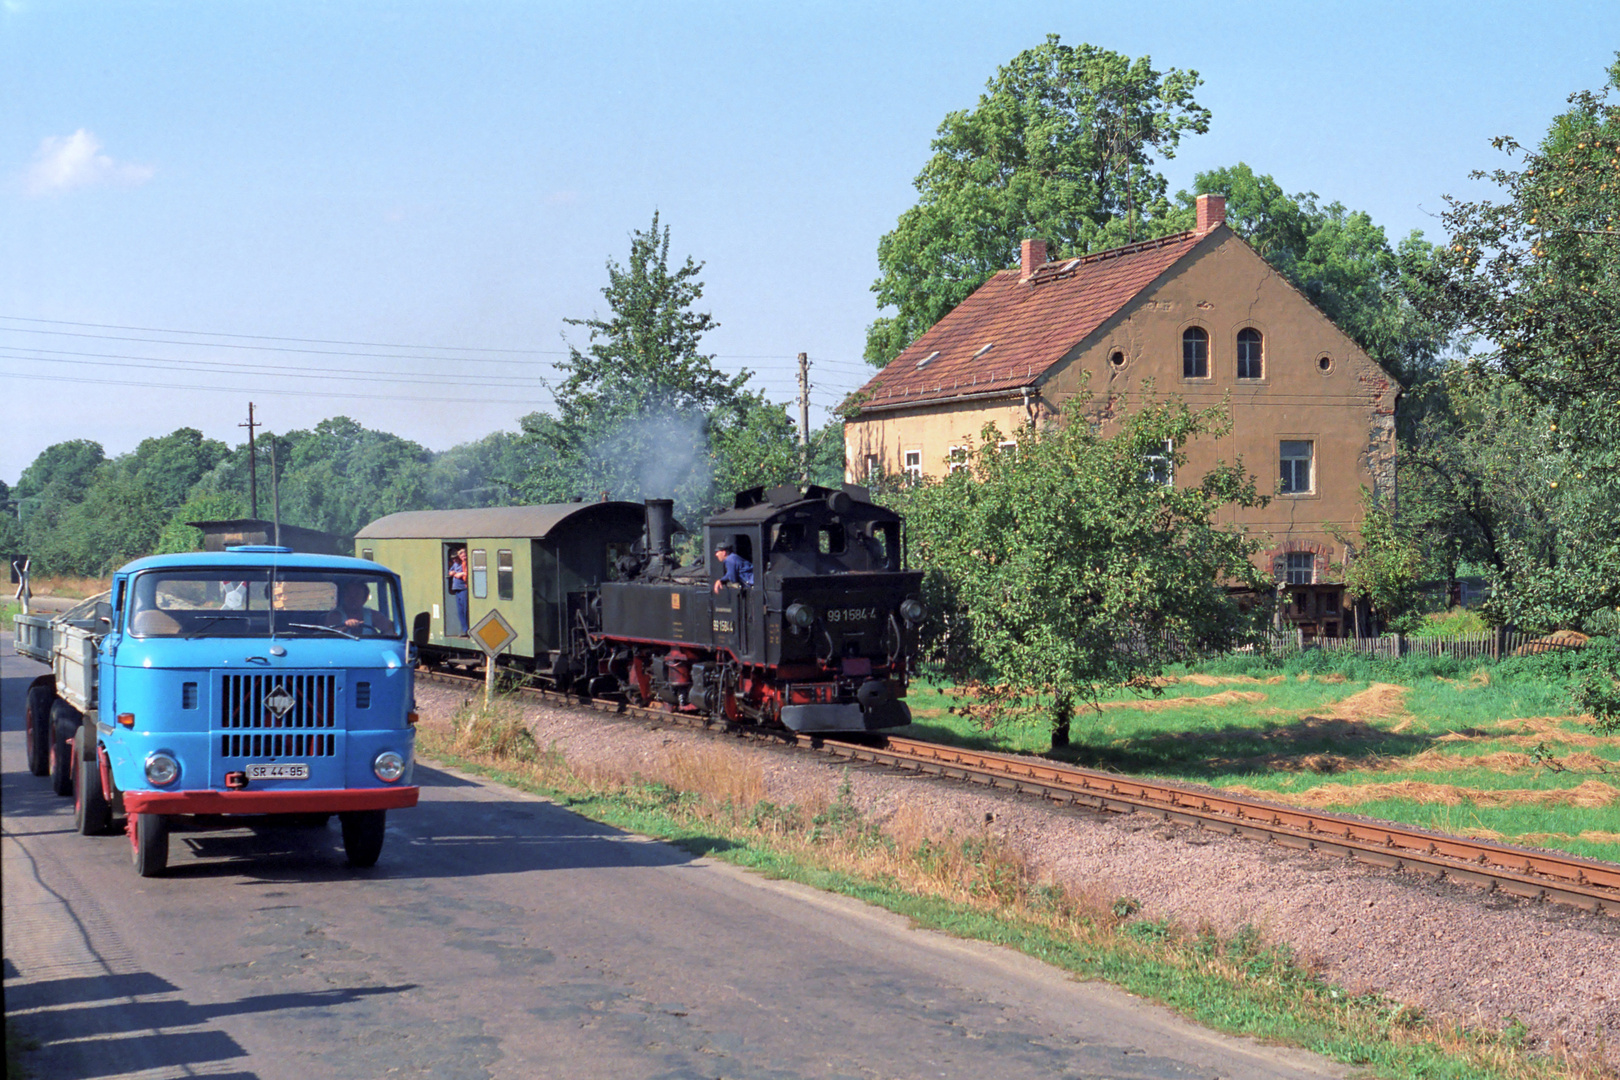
[354,503,648,672]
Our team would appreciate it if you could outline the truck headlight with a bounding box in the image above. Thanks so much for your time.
[373,750,407,783]
[785,602,815,628]
[145,753,180,787]
[900,598,926,623]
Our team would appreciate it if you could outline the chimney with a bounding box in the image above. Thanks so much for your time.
[1196,193,1226,234]
[1019,238,1048,280]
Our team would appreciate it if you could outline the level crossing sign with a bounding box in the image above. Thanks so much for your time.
[470,610,518,658]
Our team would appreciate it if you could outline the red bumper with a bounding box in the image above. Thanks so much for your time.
[122,786,419,815]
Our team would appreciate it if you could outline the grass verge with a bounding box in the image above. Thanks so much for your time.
[417,695,1610,1080]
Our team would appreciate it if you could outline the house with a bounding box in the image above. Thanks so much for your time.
[843,195,1401,638]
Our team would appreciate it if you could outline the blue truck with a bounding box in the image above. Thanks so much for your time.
[15,547,420,876]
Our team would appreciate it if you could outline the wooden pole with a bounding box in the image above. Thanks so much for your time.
[485,652,497,705]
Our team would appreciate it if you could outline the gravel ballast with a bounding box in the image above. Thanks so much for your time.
[418,683,1620,1071]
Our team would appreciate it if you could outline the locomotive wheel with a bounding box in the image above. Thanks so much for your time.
[130,812,170,877]
[74,727,113,836]
[49,700,77,797]
[340,810,387,868]
[25,684,53,776]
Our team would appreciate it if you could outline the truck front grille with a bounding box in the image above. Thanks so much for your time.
[218,673,338,730]
[220,732,337,758]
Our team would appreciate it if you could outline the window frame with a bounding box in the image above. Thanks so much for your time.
[470,548,488,599]
[496,548,514,601]
[903,450,922,483]
[1279,440,1315,495]
[946,445,970,475]
[1182,326,1210,379]
[1285,552,1315,585]
[1144,438,1174,487]
[1236,327,1264,380]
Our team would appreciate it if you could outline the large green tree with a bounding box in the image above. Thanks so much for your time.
[866,35,1210,366]
[893,389,1267,748]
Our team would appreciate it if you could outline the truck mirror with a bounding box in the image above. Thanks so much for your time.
[95,601,114,626]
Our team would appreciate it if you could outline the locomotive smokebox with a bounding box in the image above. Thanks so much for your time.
[644,499,675,556]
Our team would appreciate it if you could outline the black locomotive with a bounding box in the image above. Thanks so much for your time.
[592,484,924,731]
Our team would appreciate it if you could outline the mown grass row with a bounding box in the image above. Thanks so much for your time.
[418,696,1612,1080]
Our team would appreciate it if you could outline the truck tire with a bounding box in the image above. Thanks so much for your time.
[25,684,54,777]
[340,809,387,868]
[49,700,78,797]
[74,727,113,836]
[131,813,169,877]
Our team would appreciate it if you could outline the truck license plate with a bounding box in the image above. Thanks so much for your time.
[246,763,309,780]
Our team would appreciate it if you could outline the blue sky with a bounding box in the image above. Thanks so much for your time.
[3,1,1617,479]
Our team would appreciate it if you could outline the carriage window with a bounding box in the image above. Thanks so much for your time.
[471,549,488,599]
[497,549,513,600]
[818,527,846,555]
[770,522,806,553]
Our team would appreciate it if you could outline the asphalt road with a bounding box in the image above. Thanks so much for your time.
[3,635,1347,1080]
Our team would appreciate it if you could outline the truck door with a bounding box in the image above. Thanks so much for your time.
[97,577,127,728]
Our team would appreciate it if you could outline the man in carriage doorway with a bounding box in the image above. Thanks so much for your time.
[712,540,753,594]
[448,547,469,635]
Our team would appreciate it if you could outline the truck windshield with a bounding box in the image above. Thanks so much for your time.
[128,569,403,639]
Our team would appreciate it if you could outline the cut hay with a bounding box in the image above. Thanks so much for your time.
[1321,682,1411,721]
[1096,690,1267,712]
[1222,778,1620,810]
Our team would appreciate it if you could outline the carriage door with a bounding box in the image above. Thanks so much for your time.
[711,531,754,657]
[443,541,469,636]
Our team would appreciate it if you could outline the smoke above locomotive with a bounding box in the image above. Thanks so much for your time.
[357,484,926,733]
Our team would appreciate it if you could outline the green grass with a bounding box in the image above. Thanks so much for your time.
[418,716,1601,1080]
[899,650,1620,863]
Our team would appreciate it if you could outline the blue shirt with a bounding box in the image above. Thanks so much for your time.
[718,552,754,587]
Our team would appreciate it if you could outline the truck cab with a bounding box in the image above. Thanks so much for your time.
[37,547,419,876]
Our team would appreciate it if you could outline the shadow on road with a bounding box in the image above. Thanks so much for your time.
[6,970,414,1080]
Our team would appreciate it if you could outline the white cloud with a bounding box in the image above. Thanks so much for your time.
[25,129,154,196]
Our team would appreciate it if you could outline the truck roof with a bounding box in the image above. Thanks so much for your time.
[116,550,390,574]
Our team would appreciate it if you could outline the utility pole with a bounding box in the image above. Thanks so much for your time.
[796,352,811,483]
[239,402,260,519]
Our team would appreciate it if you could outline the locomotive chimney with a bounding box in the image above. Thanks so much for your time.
[644,499,675,556]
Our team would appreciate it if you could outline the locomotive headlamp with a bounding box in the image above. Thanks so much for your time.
[373,751,407,783]
[899,598,926,623]
[145,752,180,787]
[785,602,815,629]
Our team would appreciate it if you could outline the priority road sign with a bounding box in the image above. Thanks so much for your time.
[470,609,518,658]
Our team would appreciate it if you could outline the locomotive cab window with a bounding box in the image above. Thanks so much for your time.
[818,526,846,555]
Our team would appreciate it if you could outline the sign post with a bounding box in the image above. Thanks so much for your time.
[469,610,518,704]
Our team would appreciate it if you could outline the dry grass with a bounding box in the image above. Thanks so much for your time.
[26,575,109,599]
[1097,690,1268,712]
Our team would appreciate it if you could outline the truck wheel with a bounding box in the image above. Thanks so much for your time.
[74,728,113,836]
[340,810,387,868]
[130,813,169,877]
[49,700,77,797]
[25,684,54,777]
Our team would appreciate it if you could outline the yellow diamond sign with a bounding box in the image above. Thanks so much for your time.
[470,610,518,658]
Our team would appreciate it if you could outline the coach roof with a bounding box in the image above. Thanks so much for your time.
[355,502,646,541]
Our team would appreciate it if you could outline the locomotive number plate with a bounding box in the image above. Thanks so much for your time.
[825,607,879,624]
[712,619,735,633]
[246,763,309,780]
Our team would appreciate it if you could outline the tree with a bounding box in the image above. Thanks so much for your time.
[155,490,250,554]
[893,389,1267,748]
[866,35,1210,366]
[518,213,773,526]
[276,418,433,537]
[14,439,106,521]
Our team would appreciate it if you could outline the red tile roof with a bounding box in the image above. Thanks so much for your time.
[851,228,1211,413]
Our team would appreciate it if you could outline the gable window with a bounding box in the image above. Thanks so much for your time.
[1182,327,1209,378]
[947,446,969,474]
[1237,328,1263,379]
[1144,439,1173,486]
[1286,552,1315,585]
[903,450,922,483]
[1280,440,1314,494]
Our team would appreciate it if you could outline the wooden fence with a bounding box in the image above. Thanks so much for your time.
[1309,629,1585,661]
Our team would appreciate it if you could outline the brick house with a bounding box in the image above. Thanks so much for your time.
[843,195,1401,638]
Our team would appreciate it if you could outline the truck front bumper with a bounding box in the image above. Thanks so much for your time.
[122,786,419,815]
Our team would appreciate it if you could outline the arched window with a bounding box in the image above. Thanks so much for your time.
[1237,327,1263,379]
[1182,327,1208,378]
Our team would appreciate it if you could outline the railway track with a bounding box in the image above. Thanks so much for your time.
[417,664,1620,917]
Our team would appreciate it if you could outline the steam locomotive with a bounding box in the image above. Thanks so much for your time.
[356,484,926,732]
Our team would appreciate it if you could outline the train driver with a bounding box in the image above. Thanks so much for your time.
[712,540,754,593]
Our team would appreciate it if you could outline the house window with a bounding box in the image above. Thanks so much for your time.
[1144,439,1173,486]
[1109,350,1126,369]
[360,548,373,561]
[1237,328,1263,379]
[497,549,513,601]
[997,440,1018,457]
[1182,327,1208,378]
[864,454,880,483]
[947,446,969,474]
[1280,440,1314,494]
[903,451,922,482]
[1286,552,1315,585]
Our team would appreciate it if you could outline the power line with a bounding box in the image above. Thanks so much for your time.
[0,346,558,387]
[4,369,555,406]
